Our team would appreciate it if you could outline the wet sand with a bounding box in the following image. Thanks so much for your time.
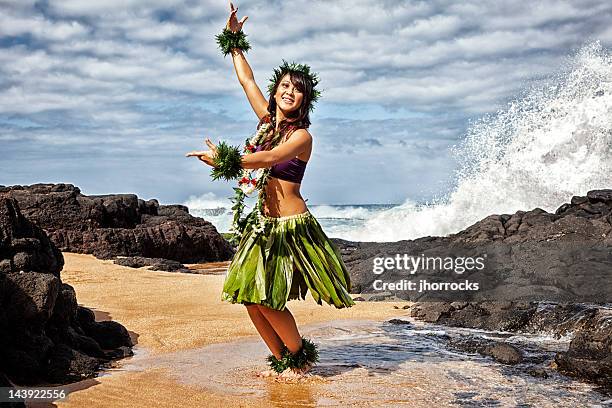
[116,320,601,407]
[54,253,409,408]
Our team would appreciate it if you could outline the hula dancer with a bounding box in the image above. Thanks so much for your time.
[186,1,355,378]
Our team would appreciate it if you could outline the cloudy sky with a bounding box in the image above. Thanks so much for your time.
[1,0,612,205]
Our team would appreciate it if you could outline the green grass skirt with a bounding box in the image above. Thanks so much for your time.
[221,210,355,311]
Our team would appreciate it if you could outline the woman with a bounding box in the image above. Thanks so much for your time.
[186,1,354,378]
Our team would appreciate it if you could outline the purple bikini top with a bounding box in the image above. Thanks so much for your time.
[254,145,307,184]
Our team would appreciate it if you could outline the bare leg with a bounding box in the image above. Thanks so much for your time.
[245,304,285,359]
[258,305,317,380]
[256,305,303,354]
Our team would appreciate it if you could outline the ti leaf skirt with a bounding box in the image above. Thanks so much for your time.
[221,210,355,311]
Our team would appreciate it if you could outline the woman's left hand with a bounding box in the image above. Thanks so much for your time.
[185,138,218,167]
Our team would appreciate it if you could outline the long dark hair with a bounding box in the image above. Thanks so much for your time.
[258,71,314,150]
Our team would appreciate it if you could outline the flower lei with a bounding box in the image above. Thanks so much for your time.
[227,116,290,244]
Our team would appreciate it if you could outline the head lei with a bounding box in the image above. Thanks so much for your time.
[267,60,322,112]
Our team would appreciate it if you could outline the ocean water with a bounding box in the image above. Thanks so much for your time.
[186,42,612,242]
[117,318,607,406]
[187,201,400,239]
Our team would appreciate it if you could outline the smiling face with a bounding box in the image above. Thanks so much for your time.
[274,74,304,113]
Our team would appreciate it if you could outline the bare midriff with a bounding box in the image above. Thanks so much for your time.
[262,177,308,217]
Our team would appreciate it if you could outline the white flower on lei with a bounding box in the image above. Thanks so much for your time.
[249,123,270,146]
[239,182,257,195]
[228,122,273,241]
[238,168,265,195]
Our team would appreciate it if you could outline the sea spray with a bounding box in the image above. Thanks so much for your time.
[184,192,234,232]
[342,42,612,242]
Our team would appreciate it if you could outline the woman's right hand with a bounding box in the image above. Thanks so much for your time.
[227,1,248,33]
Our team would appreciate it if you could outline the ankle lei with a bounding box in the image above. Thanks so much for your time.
[266,337,319,373]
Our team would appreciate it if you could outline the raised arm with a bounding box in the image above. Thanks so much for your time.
[230,49,268,120]
[226,2,268,120]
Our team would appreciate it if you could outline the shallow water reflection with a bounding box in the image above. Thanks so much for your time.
[117,319,607,407]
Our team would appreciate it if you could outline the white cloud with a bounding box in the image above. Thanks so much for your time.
[127,21,189,42]
[47,0,187,17]
[1,0,612,204]
[0,10,88,41]
[398,14,464,40]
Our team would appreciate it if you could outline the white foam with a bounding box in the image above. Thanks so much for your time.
[310,204,386,220]
[183,192,235,233]
[183,192,229,211]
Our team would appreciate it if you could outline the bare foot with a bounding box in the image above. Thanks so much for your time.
[275,364,314,382]
[293,363,313,376]
[256,368,279,378]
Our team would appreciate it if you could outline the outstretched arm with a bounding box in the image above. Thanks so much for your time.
[186,130,312,170]
[226,2,268,120]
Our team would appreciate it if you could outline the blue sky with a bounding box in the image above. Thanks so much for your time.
[1,0,612,205]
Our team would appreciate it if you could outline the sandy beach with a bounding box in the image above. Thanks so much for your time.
[52,253,409,408]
